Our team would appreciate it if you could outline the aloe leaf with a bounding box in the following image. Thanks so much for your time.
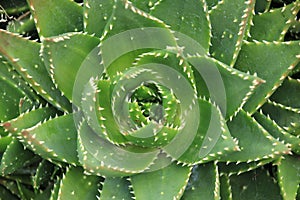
[270,77,300,108]
[182,162,219,200]
[187,56,262,119]
[219,174,232,200]
[18,113,78,165]
[7,14,35,35]
[254,0,271,13]
[229,168,282,200]
[2,106,57,134]
[250,2,300,41]
[0,0,29,15]
[209,0,255,66]
[27,0,83,39]
[206,0,221,10]
[220,110,290,162]
[33,160,56,190]
[56,167,101,200]
[0,80,24,122]
[150,0,211,53]
[131,0,160,12]
[218,158,275,177]
[0,184,18,200]
[0,139,36,175]
[254,110,300,154]
[100,0,167,40]
[100,177,132,200]
[0,60,39,103]
[49,179,60,200]
[0,30,72,112]
[235,41,300,113]
[277,155,300,200]
[130,162,191,200]
[42,33,100,105]
[261,101,300,137]
[83,0,114,37]
[176,98,237,165]
[77,119,159,177]
[0,136,12,153]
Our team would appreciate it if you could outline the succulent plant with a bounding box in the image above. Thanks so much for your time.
[0,0,299,199]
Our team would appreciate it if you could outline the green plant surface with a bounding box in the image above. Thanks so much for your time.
[0,0,299,199]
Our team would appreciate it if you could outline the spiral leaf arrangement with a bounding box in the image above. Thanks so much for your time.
[0,0,299,199]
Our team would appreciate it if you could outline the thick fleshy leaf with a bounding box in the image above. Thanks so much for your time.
[219,174,232,200]
[100,177,132,200]
[27,0,83,38]
[2,106,57,134]
[83,0,114,37]
[206,0,220,10]
[254,0,271,13]
[33,160,56,190]
[131,0,160,12]
[0,0,29,15]
[0,30,71,112]
[209,0,255,66]
[15,114,78,165]
[218,158,274,176]
[254,110,300,154]
[0,139,37,175]
[77,119,159,177]
[187,56,262,119]
[57,167,101,200]
[0,80,24,122]
[182,162,219,200]
[42,33,100,105]
[277,155,300,200]
[0,185,19,200]
[250,2,300,41]
[177,98,237,165]
[220,110,290,162]
[230,168,283,200]
[130,162,191,200]
[0,59,39,102]
[235,41,300,113]
[261,101,300,137]
[150,0,211,53]
[270,77,300,108]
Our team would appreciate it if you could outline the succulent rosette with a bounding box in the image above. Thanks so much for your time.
[0,0,299,199]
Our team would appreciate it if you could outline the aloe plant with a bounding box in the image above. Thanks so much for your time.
[0,0,299,199]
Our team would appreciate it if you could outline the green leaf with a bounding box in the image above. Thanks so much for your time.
[18,114,78,165]
[250,2,300,41]
[182,162,219,200]
[0,139,36,175]
[209,0,255,66]
[130,162,191,200]
[77,119,159,177]
[57,167,101,200]
[254,110,300,154]
[261,101,300,137]
[229,168,283,200]
[270,77,300,108]
[2,106,57,134]
[254,0,271,13]
[150,0,211,53]
[27,0,83,38]
[42,33,100,105]
[0,80,23,122]
[219,174,232,200]
[100,177,132,200]
[220,110,290,162]
[0,0,29,15]
[187,56,262,119]
[278,155,300,200]
[131,0,160,12]
[0,30,71,112]
[176,98,237,165]
[235,41,300,113]
[33,160,56,190]
[0,185,18,200]
[83,0,114,37]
